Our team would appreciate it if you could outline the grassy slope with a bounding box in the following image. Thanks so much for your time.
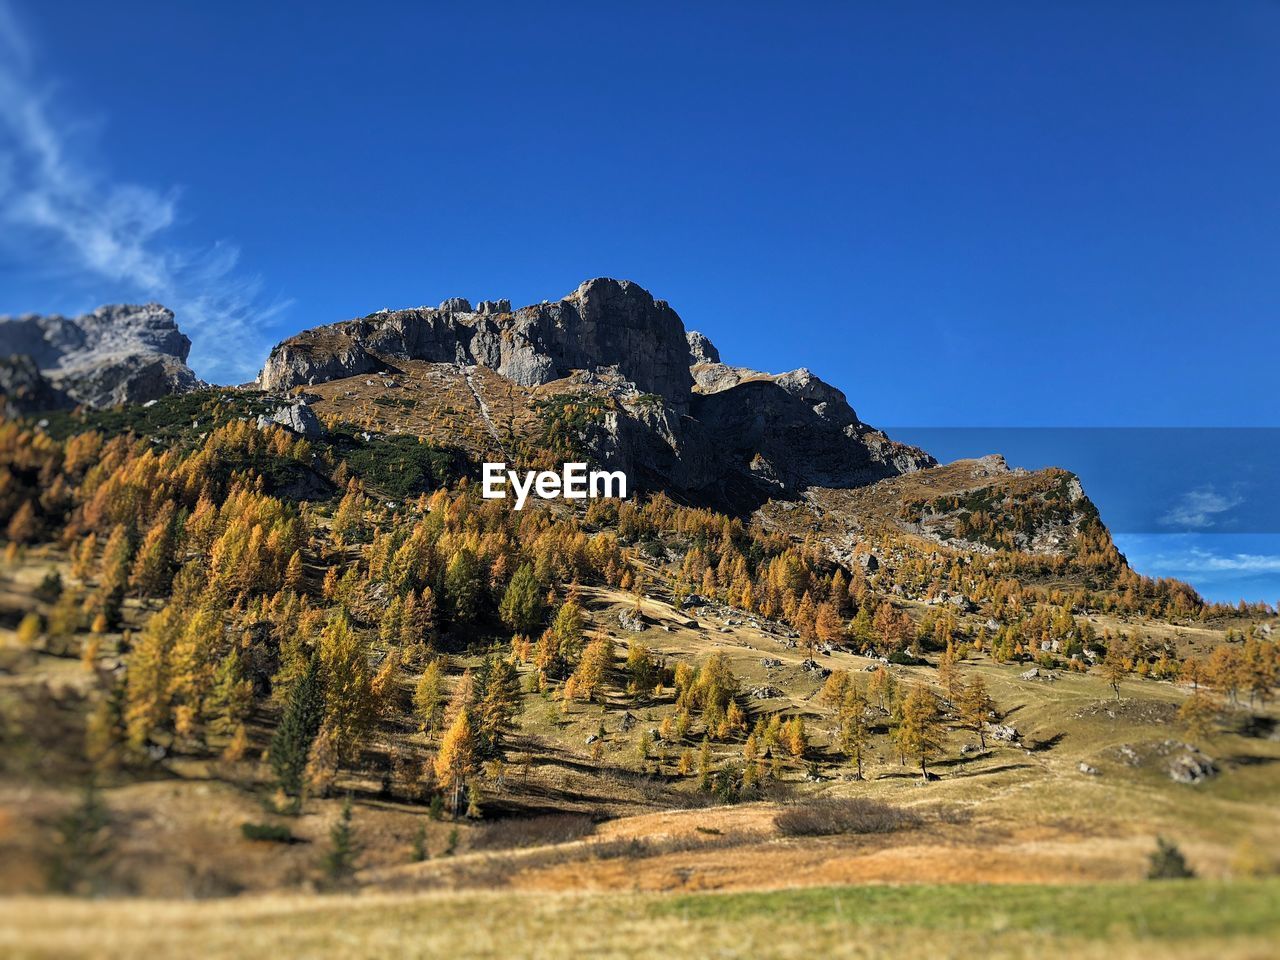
[1,880,1277,959]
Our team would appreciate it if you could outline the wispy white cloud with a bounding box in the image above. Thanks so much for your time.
[0,2,288,384]
[1159,486,1243,530]
[1169,548,1280,574]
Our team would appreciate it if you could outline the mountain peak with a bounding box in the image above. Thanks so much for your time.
[0,303,199,409]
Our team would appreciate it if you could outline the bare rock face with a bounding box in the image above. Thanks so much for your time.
[691,365,935,492]
[0,355,72,416]
[686,330,720,364]
[0,303,200,408]
[260,278,694,405]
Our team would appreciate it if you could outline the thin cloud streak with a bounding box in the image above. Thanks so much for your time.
[1159,486,1243,530]
[0,2,288,383]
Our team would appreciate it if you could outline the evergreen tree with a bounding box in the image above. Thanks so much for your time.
[1147,836,1195,879]
[472,656,521,757]
[444,547,482,622]
[270,657,325,806]
[44,780,112,895]
[323,796,358,881]
[499,562,544,634]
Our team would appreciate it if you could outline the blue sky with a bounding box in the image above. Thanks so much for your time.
[1,2,1278,598]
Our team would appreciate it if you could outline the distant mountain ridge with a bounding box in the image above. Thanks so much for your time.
[0,303,201,409]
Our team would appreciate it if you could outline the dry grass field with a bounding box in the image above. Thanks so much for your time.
[2,880,1278,960]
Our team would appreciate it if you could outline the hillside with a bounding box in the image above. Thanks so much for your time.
[0,280,1277,957]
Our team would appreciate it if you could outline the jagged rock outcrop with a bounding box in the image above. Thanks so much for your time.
[692,365,935,491]
[260,278,694,405]
[0,303,200,408]
[686,330,720,364]
[0,355,72,416]
[259,277,933,508]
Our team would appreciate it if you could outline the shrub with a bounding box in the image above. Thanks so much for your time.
[241,822,296,843]
[35,569,63,603]
[887,650,925,666]
[775,797,920,837]
[1148,836,1195,879]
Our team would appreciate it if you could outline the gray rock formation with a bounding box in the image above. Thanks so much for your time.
[261,278,694,405]
[257,277,933,508]
[0,355,72,416]
[687,330,720,364]
[257,401,325,438]
[0,303,200,408]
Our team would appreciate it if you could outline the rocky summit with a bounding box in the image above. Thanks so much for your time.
[258,277,936,506]
[0,303,201,409]
[260,278,694,403]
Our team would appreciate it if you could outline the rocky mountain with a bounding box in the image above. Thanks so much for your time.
[261,279,694,404]
[0,303,201,409]
[258,278,936,507]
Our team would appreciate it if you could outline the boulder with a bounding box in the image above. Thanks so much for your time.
[618,609,646,632]
[258,401,325,438]
[799,658,831,678]
[984,722,1020,743]
[1168,749,1218,784]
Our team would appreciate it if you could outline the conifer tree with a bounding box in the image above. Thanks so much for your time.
[1178,688,1219,741]
[895,684,943,781]
[814,602,844,649]
[444,547,482,622]
[304,723,340,798]
[414,658,447,735]
[1103,637,1128,700]
[284,550,305,592]
[435,709,477,815]
[205,647,253,738]
[323,796,358,881]
[839,679,872,779]
[937,641,960,708]
[270,657,325,806]
[5,500,39,543]
[958,674,994,751]
[473,656,521,757]
[129,504,178,597]
[499,562,544,634]
[317,612,374,757]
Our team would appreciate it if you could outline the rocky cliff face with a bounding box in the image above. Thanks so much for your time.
[258,278,933,507]
[0,303,200,409]
[260,278,693,405]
